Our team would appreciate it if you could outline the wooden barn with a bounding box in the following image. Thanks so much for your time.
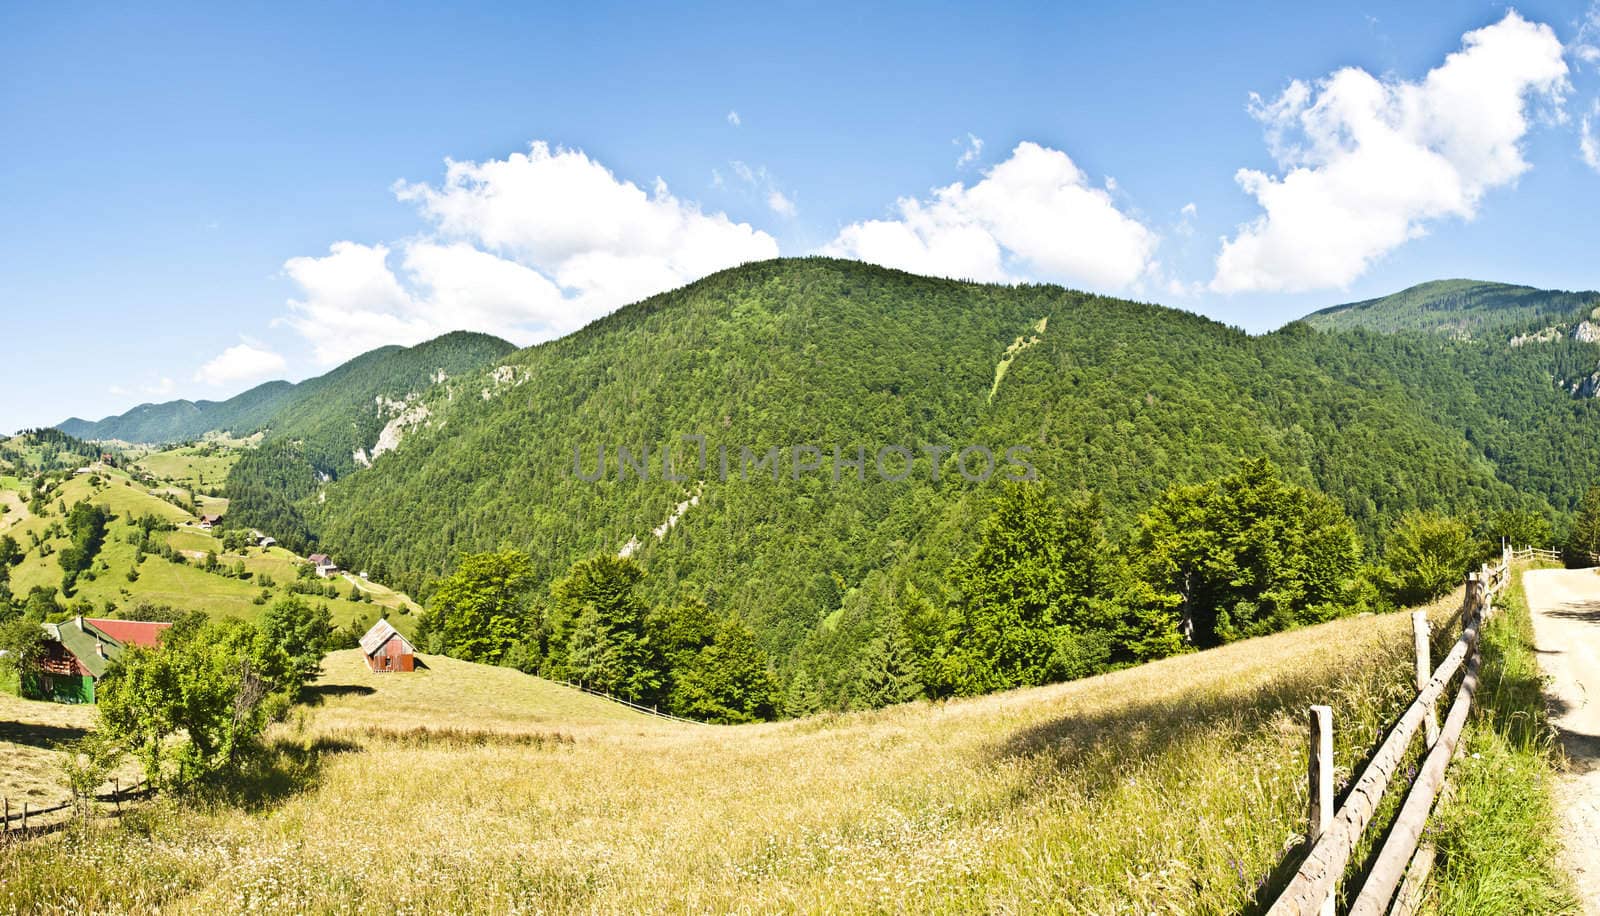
[26,617,172,704]
[359,618,416,673]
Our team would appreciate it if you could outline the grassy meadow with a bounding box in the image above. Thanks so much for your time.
[1,590,1478,914]
[132,444,242,493]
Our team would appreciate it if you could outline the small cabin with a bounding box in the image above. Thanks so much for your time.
[359,618,415,673]
[308,553,339,577]
[198,514,223,530]
[26,617,172,704]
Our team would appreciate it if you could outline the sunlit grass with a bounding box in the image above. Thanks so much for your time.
[1424,562,1577,915]
[0,594,1472,914]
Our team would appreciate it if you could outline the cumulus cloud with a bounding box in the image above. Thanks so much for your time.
[283,143,778,365]
[822,141,1159,290]
[727,110,741,126]
[1211,11,1569,293]
[195,343,286,386]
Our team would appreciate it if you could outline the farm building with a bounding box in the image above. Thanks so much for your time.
[309,553,339,577]
[198,513,223,529]
[25,617,172,704]
[359,618,416,673]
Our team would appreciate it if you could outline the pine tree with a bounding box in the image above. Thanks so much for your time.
[854,620,924,708]
[783,666,824,718]
[555,555,660,702]
[1570,486,1600,559]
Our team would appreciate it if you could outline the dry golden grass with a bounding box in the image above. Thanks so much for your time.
[0,593,1469,914]
[0,690,141,827]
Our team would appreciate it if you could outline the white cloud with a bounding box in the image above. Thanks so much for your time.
[1181,202,1198,217]
[1583,101,1600,171]
[767,189,797,217]
[955,133,984,167]
[1576,3,1600,64]
[195,342,288,387]
[726,160,797,217]
[284,143,778,365]
[1212,11,1569,293]
[822,141,1159,290]
[727,110,741,126]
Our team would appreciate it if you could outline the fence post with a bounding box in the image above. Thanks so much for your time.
[3,797,7,833]
[113,779,121,816]
[1465,572,1482,627]
[20,802,26,831]
[1308,705,1335,916]
[1413,611,1438,748]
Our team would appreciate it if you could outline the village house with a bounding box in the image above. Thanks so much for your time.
[309,553,339,577]
[359,618,416,673]
[25,617,172,704]
[198,513,223,530]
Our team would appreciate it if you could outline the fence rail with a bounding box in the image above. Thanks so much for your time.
[1,777,151,839]
[557,680,708,725]
[1268,546,1531,915]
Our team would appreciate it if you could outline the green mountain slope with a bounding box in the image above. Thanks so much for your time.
[55,332,515,446]
[57,380,297,443]
[223,331,517,546]
[1302,279,1598,335]
[222,259,1600,662]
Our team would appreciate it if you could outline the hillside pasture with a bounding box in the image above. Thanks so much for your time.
[0,591,1470,913]
[133,445,241,493]
[3,468,419,632]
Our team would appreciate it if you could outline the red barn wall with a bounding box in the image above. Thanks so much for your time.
[367,638,415,673]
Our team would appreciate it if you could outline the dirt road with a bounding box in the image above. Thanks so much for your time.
[1525,567,1600,911]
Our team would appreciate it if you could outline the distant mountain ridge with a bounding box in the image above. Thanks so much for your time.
[58,380,297,443]
[1301,279,1600,335]
[56,332,514,445]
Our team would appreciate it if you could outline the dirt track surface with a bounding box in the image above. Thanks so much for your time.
[1525,567,1600,912]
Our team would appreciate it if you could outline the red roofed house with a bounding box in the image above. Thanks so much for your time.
[359,618,416,673]
[308,553,339,578]
[26,616,172,704]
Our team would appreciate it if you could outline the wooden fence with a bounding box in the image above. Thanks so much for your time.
[1267,545,1558,915]
[557,680,708,725]
[0,777,151,840]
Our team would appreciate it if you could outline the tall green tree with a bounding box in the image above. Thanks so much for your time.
[664,612,778,723]
[1490,508,1553,553]
[1379,511,1479,606]
[941,486,1139,695]
[854,619,924,708]
[258,596,335,694]
[1132,459,1364,647]
[420,548,535,663]
[0,534,21,570]
[97,618,288,792]
[1569,486,1600,560]
[554,555,659,701]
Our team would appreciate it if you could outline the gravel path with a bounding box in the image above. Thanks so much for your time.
[1525,567,1600,913]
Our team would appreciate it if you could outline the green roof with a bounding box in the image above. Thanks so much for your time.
[41,619,124,679]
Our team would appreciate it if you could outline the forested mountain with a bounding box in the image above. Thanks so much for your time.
[215,259,1600,684]
[57,381,297,443]
[55,333,514,447]
[221,331,516,546]
[1303,279,1599,336]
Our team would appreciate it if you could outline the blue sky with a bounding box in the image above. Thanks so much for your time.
[5,1,1600,433]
